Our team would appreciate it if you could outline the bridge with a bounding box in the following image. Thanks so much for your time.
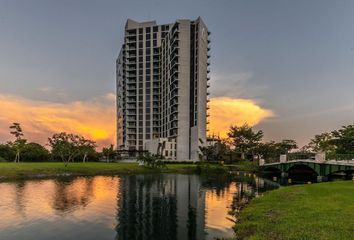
[260,153,354,182]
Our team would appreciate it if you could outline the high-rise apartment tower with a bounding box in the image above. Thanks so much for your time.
[116,17,210,160]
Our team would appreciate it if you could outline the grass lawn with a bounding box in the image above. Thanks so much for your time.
[235,181,354,240]
[0,162,199,180]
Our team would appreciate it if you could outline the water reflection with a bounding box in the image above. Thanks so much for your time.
[0,174,278,240]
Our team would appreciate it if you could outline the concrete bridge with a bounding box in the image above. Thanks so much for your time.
[260,153,354,182]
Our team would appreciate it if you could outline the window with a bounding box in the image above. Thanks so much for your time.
[153,26,158,32]
[139,28,143,34]
[139,35,143,40]
[139,42,143,48]
[146,34,151,39]
[146,27,150,33]
[153,33,157,39]
[146,134,150,139]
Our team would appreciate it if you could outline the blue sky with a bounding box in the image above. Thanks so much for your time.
[1,0,354,147]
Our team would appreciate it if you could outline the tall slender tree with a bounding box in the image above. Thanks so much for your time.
[9,123,26,162]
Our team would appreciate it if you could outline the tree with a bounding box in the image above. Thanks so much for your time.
[276,139,298,154]
[227,124,263,160]
[0,143,15,161]
[254,139,297,163]
[307,132,335,153]
[331,124,354,154]
[199,138,230,162]
[21,143,50,162]
[9,123,26,162]
[77,138,97,162]
[102,144,115,162]
[48,132,96,166]
[254,141,277,162]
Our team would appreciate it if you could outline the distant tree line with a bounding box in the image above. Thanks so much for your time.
[1,122,354,164]
[199,123,354,163]
[0,123,118,164]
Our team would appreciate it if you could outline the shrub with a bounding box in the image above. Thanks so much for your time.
[21,143,50,162]
[137,153,166,168]
[0,144,15,161]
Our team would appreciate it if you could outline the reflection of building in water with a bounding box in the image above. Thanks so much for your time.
[115,174,205,240]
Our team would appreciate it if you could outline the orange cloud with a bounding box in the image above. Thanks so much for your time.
[0,94,116,149]
[208,97,274,138]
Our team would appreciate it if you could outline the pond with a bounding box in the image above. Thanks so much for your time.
[0,174,279,240]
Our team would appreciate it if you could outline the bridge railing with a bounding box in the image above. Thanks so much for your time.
[287,153,315,161]
[326,153,354,161]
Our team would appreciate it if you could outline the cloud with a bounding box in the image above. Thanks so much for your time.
[208,97,274,138]
[0,94,116,149]
[210,71,268,99]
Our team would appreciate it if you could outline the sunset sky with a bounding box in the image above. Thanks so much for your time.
[1,0,354,149]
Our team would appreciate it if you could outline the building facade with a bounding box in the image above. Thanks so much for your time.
[116,17,210,160]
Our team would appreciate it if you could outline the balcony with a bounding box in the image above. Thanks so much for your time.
[170,68,179,77]
[170,99,178,106]
[127,129,137,134]
[127,123,136,127]
[171,106,178,114]
[127,91,136,97]
[126,53,137,58]
[127,117,136,121]
[127,110,136,116]
[127,67,136,72]
[127,104,136,109]
[126,73,136,78]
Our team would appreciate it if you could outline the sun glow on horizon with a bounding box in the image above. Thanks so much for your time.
[0,94,273,148]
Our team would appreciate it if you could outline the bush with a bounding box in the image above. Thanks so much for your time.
[0,144,15,161]
[137,153,166,168]
[0,156,7,162]
[21,143,50,162]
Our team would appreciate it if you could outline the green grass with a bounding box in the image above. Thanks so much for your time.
[0,162,198,180]
[235,181,354,240]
